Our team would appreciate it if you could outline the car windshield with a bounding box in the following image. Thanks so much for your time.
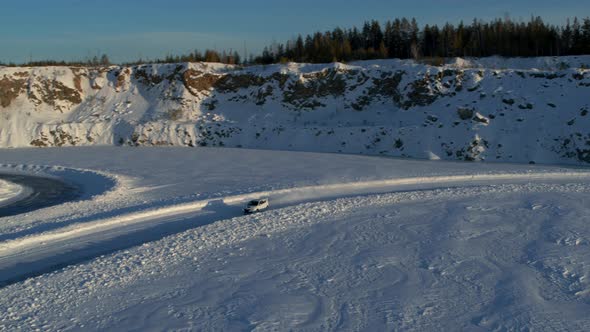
[248,200,259,206]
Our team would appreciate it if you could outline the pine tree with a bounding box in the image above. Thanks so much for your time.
[370,20,383,50]
[572,17,582,54]
[378,41,388,59]
[100,54,110,66]
[205,50,221,63]
[295,35,305,61]
[342,39,353,61]
[422,25,433,57]
[582,17,590,54]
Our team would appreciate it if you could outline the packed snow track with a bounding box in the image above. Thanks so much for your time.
[0,170,589,288]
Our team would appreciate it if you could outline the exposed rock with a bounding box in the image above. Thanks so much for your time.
[182,69,221,95]
[457,107,474,120]
[402,74,437,109]
[502,98,515,105]
[282,68,346,109]
[1,59,589,165]
[0,76,27,107]
[214,73,266,92]
[30,78,82,111]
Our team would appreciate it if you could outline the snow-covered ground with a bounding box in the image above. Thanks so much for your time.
[0,147,590,330]
[0,179,29,208]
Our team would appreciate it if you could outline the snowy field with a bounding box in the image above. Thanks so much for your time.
[0,147,590,330]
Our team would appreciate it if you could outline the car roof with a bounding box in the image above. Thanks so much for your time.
[249,198,267,204]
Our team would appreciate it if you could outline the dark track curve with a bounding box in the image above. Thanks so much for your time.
[0,174,80,218]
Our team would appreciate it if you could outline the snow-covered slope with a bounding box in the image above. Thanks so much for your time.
[1,56,589,164]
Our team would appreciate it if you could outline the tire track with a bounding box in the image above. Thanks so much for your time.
[0,171,589,287]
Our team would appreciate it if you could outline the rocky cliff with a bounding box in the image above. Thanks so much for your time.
[1,56,589,164]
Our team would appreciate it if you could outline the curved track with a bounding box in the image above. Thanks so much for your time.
[0,174,80,218]
[0,171,589,287]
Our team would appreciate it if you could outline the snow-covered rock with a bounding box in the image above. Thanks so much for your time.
[1,56,589,164]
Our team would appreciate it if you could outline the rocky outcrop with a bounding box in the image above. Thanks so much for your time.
[1,57,589,165]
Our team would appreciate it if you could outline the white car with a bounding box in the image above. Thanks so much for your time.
[243,198,269,214]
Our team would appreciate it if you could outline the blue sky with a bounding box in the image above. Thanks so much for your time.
[1,0,588,63]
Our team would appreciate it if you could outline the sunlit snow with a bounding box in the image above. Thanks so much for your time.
[0,147,589,330]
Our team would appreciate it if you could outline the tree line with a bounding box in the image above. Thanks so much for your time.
[0,50,240,67]
[2,16,589,67]
[253,16,590,64]
[126,49,241,66]
[0,54,111,67]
